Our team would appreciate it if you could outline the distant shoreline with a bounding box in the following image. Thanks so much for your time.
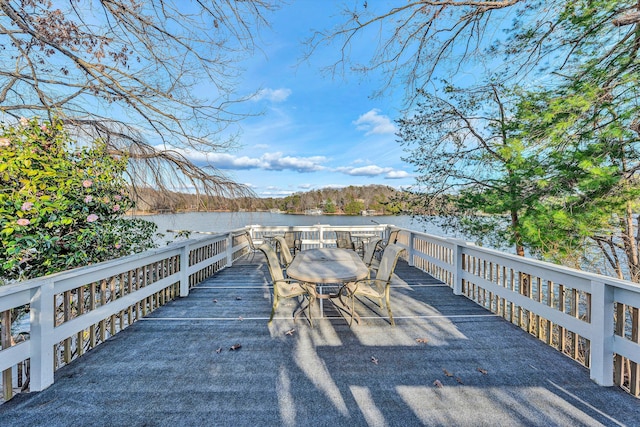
[128,210,392,217]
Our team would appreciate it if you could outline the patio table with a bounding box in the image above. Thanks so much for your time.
[286,248,369,317]
[286,248,369,285]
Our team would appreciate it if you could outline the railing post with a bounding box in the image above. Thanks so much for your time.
[407,230,415,267]
[226,232,234,267]
[179,243,190,297]
[590,280,614,386]
[452,242,463,295]
[29,279,55,391]
[317,224,325,248]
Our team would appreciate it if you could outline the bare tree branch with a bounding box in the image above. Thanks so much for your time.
[0,0,280,200]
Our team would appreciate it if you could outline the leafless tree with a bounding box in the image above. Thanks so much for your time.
[0,0,280,201]
[304,0,521,103]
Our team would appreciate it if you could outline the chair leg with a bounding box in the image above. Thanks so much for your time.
[306,294,314,327]
[385,289,395,326]
[268,295,279,324]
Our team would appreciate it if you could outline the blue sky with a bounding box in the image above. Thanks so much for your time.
[182,1,414,198]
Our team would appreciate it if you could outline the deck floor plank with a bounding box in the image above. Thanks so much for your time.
[1,254,638,426]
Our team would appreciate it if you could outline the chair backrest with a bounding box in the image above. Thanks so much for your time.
[284,231,301,253]
[241,231,255,250]
[273,236,293,266]
[258,243,285,282]
[335,231,355,250]
[375,244,405,282]
[362,237,382,266]
[387,229,400,245]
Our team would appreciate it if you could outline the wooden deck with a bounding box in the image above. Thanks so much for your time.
[0,253,638,426]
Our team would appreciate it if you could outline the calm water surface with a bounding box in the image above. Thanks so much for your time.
[139,212,465,240]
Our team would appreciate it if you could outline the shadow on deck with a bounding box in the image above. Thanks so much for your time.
[1,254,638,426]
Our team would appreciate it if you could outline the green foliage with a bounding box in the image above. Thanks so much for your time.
[343,199,365,215]
[323,198,336,214]
[0,118,158,283]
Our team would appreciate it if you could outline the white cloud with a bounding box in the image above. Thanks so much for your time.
[385,170,411,179]
[353,109,397,135]
[251,88,292,102]
[260,189,296,197]
[205,153,263,169]
[337,165,393,176]
[262,152,327,172]
[298,183,313,189]
[202,151,327,173]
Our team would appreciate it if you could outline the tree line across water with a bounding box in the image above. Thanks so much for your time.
[130,185,433,216]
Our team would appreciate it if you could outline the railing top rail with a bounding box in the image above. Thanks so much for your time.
[403,227,640,293]
[0,227,248,297]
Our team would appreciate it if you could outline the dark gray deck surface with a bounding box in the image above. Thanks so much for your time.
[1,254,638,427]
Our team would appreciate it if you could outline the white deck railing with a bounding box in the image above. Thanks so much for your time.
[395,227,640,397]
[1,223,638,401]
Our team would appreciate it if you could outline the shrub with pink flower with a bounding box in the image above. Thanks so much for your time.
[1,117,158,282]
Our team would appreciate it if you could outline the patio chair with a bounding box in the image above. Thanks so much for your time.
[335,230,356,251]
[238,231,258,262]
[273,235,294,267]
[258,243,316,326]
[284,231,302,254]
[339,244,405,326]
[361,237,382,268]
[375,228,400,258]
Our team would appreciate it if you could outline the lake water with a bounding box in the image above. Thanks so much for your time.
[138,212,467,240]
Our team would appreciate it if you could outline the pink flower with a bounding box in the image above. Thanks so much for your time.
[113,204,120,212]
[19,117,28,127]
[114,195,122,201]
[0,138,10,147]
[40,124,47,131]
[87,214,99,223]
[84,195,93,203]
[82,180,93,188]
[17,218,30,226]
[115,243,122,249]
[21,202,33,211]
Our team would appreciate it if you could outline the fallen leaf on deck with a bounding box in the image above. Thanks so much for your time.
[456,377,464,384]
[216,347,222,353]
[235,296,242,300]
[285,328,295,336]
[415,338,428,344]
[213,299,218,303]
[371,356,379,365]
[443,368,453,377]
[477,367,488,375]
[238,316,244,321]
[229,343,242,351]
[433,379,444,388]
